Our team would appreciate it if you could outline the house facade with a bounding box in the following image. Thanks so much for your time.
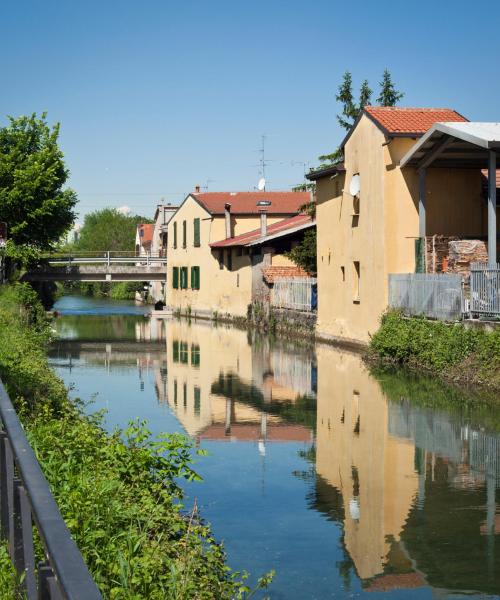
[309,106,491,345]
[165,190,310,317]
[150,203,177,301]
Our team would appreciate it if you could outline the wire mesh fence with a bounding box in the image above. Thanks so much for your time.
[388,273,463,321]
[271,277,317,312]
[470,262,500,318]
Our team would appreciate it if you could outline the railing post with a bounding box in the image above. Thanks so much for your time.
[147,252,150,267]
[106,251,110,267]
[13,479,37,598]
[0,431,14,553]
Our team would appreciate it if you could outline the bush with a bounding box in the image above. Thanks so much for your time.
[369,311,500,388]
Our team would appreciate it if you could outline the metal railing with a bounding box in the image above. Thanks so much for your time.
[470,262,500,317]
[0,379,102,599]
[271,277,317,312]
[388,273,463,321]
[41,251,167,267]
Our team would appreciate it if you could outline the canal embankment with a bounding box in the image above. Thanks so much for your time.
[0,284,266,598]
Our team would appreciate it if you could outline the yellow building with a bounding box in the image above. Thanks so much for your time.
[165,190,310,318]
[308,106,494,345]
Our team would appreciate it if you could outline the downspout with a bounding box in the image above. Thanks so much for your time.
[224,203,232,238]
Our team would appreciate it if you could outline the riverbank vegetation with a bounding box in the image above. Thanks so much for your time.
[369,311,500,390]
[0,284,270,598]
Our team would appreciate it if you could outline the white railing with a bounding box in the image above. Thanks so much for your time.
[389,273,463,321]
[470,262,500,317]
[271,277,317,312]
[43,252,167,267]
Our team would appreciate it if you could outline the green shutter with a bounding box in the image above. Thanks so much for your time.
[194,386,201,415]
[172,267,179,289]
[193,218,200,247]
[191,344,200,367]
[182,220,187,248]
[190,266,200,290]
[195,266,200,290]
[180,267,188,289]
[190,266,195,289]
[173,340,179,362]
[173,222,177,248]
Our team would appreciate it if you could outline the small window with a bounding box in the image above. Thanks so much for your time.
[172,267,179,289]
[173,222,177,249]
[182,220,187,248]
[193,218,200,247]
[341,266,345,282]
[226,249,232,271]
[353,261,360,302]
[191,266,200,290]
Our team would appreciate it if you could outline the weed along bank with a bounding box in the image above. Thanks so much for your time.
[309,106,499,346]
[165,189,310,318]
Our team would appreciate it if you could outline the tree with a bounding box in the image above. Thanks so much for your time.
[285,229,317,275]
[358,79,372,110]
[73,208,151,253]
[377,69,404,106]
[0,113,77,249]
[335,71,358,131]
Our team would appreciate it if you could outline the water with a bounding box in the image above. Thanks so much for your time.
[49,296,500,599]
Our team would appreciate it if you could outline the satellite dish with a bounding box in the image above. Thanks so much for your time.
[257,177,266,191]
[349,174,360,197]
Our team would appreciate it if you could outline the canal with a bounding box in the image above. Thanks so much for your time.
[49,296,500,599]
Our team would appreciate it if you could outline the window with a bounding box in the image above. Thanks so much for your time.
[173,340,179,362]
[226,249,232,271]
[193,218,200,247]
[173,380,178,405]
[182,220,187,248]
[180,267,188,289]
[191,266,200,290]
[191,344,200,366]
[341,266,345,282]
[172,267,179,289]
[173,222,177,249]
[194,386,201,415]
[353,261,360,302]
[180,342,189,364]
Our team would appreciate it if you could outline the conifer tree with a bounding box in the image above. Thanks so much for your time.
[335,71,358,131]
[358,79,372,110]
[377,69,404,106]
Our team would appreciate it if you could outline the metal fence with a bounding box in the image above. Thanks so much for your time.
[388,273,463,321]
[470,262,500,318]
[0,379,102,599]
[271,277,317,312]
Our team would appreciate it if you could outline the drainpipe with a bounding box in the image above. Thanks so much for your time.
[259,209,268,238]
[224,203,232,238]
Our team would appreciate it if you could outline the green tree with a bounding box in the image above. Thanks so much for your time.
[73,208,151,252]
[358,79,372,110]
[0,113,77,249]
[285,229,317,274]
[377,69,404,106]
[335,71,358,131]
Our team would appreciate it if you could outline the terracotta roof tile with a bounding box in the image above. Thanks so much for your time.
[262,266,311,282]
[210,214,313,248]
[193,191,310,216]
[364,106,468,135]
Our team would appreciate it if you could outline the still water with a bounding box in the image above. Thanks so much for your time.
[49,296,500,599]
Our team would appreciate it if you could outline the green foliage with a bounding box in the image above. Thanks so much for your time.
[110,281,139,300]
[0,113,77,249]
[0,284,273,598]
[73,208,151,253]
[358,79,372,110]
[335,71,358,131]
[370,311,500,388]
[285,229,316,274]
[376,69,404,106]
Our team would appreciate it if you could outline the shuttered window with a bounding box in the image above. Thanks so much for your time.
[173,222,177,249]
[172,267,179,289]
[191,266,200,290]
[180,266,188,289]
[182,220,187,248]
[193,218,200,247]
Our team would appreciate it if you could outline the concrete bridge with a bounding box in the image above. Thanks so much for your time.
[23,252,167,282]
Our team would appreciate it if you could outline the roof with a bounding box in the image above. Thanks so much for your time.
[262,266,311,282]
[137,223,154,246]
[306,162,345,181]
[400,122,500,168]
[341,106,468,150]
[210,214,314,248]
[197,423,313,442]
[191,191,310,215]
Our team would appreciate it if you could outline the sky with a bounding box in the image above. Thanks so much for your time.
[1,0,500,222]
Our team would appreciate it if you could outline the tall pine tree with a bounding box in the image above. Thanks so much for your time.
[377,69,404,106]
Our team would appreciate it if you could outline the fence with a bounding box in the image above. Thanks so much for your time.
[470,262,500,318]
[388,273,463,321]
[0,379,102,599]
[271,277,317,312]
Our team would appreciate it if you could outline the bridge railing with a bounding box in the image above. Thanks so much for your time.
[41,251,167,266]
[0,379,102,599]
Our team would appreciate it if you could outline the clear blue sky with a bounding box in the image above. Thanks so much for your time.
[2,0,499,221]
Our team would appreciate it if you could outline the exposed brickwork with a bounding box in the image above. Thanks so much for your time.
[425,235,458,273]
[425,236,488,276]
[262,266,311,283]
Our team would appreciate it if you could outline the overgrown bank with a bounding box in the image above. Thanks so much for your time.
[368,311,500,390]
[0,284,269,598]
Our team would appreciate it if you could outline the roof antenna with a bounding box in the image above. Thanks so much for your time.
[258,134,267,191]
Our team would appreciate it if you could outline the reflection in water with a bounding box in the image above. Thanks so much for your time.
[50,302,500,599]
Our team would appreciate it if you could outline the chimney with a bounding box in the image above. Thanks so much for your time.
[259,209,267,238]
[195,185,201,193]
[224,203,232,238]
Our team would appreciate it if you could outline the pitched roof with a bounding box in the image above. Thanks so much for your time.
[192,191,310,215]
[364,106,468,136]
[210,214,314,248]
[137,223,154,246]
[306,162,345,181]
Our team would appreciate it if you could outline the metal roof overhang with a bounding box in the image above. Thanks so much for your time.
[400,122,500,169]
